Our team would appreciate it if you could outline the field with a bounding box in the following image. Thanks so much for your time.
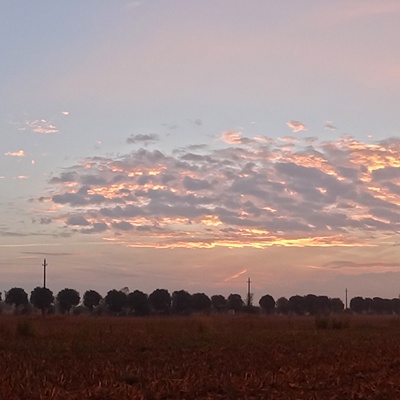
[1,314,400,399]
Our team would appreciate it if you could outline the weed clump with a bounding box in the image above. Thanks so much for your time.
[122,372,141,385]
[315,315,350,330]
[16,320,35,338]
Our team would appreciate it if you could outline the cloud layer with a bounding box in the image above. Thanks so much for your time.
[40,134,400,250]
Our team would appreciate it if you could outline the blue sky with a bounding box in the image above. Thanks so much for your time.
[1,1,400,301]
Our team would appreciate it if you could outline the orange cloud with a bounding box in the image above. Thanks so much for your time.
[25,119,59,134]
[224,268,247,282]
[4,150,26,157]
[220,130,242,144]
[287,121,307,133]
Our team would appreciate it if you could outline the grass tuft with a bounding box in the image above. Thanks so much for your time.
[16,320,35,338]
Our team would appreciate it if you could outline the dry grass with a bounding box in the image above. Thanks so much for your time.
[1,314,400,399]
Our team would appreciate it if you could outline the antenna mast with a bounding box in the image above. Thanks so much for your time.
[42,258,48,288]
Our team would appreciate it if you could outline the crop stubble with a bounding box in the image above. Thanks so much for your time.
[0,315,400,399]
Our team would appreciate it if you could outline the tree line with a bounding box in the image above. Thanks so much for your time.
[2,287,399,316]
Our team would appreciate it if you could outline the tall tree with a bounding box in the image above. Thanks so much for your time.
[30,287,54,316]
[105,289,128,314]
[304,294,318,315]
[289,295,306,315]
[227,293,244,313]
[5,287,28,312]
[191,293,211,313]
[148,289,171,314]
[127,290,149,316]
[211,294,227,312]
[276,297,290,315]
[83,290,102,313]
[56,288,80,315]
[259,294,275,314]
[172,290,192,315]
[330,298,344,313]
[350,296,365,313]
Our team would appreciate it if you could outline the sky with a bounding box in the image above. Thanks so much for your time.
[1,1,400,302]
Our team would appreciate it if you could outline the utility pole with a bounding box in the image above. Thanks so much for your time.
[247,277,252,307]
[43,258,47,288]
[345,288,348,310]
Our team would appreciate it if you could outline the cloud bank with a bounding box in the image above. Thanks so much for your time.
[40,134,400,249]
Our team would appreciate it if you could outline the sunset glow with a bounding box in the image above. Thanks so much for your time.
[1,1,400,299]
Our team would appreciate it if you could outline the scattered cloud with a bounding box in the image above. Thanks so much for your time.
[4,150,26,157]
[23,119,59,134]
[22,251,73,256]
[287,121,307,133]
[127,133,159,145]
[40,135,400,250]
[223,268,248,282]
[220,130,243,144]
[325,122,337,130]
[322,260,400,270]
[66,214,91,226]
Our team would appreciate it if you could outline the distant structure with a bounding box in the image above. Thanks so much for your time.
[345,288,348,309]
[42,258,48,288]
[246,277,253,307]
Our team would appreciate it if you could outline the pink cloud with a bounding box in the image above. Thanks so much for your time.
[4,150,26,157]
[287,121,307,133]
[25,119,59,134]
[223,268,247,282]
[220,130,243,144]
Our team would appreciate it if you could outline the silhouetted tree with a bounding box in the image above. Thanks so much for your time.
[211,294,227,312]
[289,295,306,315]
[304,294,318,315]
[57,288,80,315]
[350,296,365,313]
[227,293,244,313]
[172,290,192,315]
[390,298,400,314]
[30,287,54,316]
[128,290,149,316]
[330,298,344,313]
[259,294,275,314]
[105,289,128,314]
[5,287,28,312]
[364,297,374,313]
[149,289,171,314]
[350,296,400,315]
[372,297,386,314]
[191,293,211,313]
[316,295,331,314]
[276,297,290,314]
[83,290,102,313]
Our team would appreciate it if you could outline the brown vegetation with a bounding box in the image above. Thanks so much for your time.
[1,314,400,399]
